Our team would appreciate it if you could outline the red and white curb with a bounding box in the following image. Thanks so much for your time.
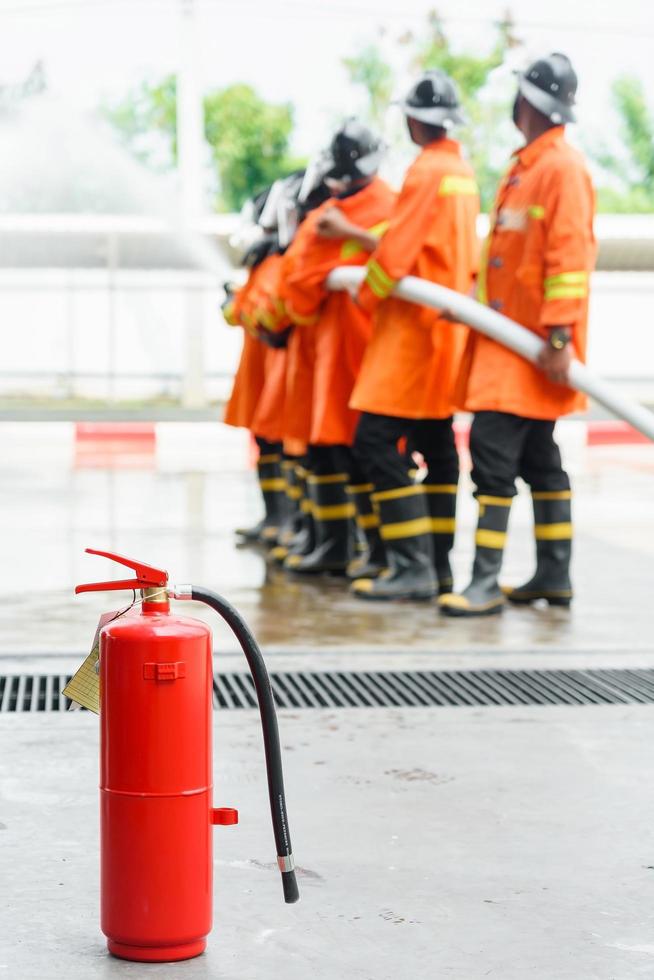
[0,419,650,471]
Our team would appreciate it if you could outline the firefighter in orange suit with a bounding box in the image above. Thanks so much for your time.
[223,187,289,544]
[326,71,479,601]
[440,53,596,618]
[279,121,396,576]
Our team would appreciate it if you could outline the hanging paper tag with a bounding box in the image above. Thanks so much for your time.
[62,610,120,713]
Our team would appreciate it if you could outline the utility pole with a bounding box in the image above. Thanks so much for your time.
[177,0,207,409]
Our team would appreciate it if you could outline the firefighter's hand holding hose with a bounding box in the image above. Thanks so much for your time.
[537,326,573,386]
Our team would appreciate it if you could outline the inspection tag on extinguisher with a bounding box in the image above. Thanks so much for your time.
[62,611,119,714]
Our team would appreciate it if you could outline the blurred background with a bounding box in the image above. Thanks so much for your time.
[1,0,654,416]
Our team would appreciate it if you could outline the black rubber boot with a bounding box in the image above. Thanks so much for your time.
[346,482,387,580]
[270,463,315,564]
[439,495,512,616]
[351,486,437,600]
[276,459,302,545]
[503,491,573,606]
[425,482,457,595]
[284,473,353,574]
[236,448,287,543]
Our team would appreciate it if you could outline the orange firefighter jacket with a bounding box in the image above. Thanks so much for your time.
[458,126,596,419]
[248,252,290,444]
[350,138,479,420]
[282,177,396,445]
[276,225,318,455]
[223,265,268,430]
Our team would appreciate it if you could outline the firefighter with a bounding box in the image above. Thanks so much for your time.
[327,71,479,600]
[439,53,596,618]
[224,186,290,545]
[279,120,396,576]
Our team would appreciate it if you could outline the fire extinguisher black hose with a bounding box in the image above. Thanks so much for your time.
[190,586,300,905]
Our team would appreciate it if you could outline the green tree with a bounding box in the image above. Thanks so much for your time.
[105,78,300,211]
[204,84,299,211]
[591,75,654,213]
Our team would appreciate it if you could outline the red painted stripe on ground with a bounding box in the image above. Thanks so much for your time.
[75,423,156,443]
[586,421,650,446]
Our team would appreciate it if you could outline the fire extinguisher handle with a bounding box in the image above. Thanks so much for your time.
[187,586,300,905]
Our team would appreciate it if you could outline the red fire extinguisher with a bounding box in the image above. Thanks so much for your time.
[75,547,299,964]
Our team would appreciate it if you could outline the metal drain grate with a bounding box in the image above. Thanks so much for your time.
[2,667,654,713]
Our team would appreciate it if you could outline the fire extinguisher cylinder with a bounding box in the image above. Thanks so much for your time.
[75,548,299,965]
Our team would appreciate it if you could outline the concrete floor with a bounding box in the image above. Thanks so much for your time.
[1,708,654,980]
[1,421,654,978]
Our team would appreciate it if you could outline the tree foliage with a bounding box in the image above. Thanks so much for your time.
[204,84,298,211]
[591,75,654,213]
[105,78,299,211]
[342,9,522,210]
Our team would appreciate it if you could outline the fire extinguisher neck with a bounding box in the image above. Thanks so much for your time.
[142,587,170,613]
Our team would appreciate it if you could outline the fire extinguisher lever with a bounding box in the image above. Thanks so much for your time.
[75,549,168,594]
[184,586,300,905]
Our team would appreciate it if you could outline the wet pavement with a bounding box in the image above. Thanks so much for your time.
[1,421,653,673]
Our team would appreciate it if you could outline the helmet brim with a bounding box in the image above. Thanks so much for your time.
[399,101,466,128]
[517,75,576,124]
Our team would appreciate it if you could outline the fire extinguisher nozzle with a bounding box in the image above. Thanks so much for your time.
[282,870,300,905]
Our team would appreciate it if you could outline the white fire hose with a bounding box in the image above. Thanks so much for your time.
[327,266,654,443]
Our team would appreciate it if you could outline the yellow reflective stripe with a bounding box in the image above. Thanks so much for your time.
[368,258,395,290]
[475,529,507,549]
[535,522,573,540]
[259,454,281,464]
[380,516,432,541]
[281,460,295,470]
[544,271,588,300]
[373,485,422,503]
[285,486,302,500]
[429,518,456,534]
[357,512,380,530]
[260,478,286,492]
[286,302,319,327]
[528,205,545,219]
[545,285,587,300]
[544,271,588,287]
[439,175,479,197]
[369,219,390,238]
[307,473,349,485]
[423,484,458,495]
[341,221,390,260]
[365,273,392,299]
[366,259,396,298]
[348,483,375,494]
[255,307,276,330]
[477,495,512,507]
[532,490,572,501]
[341,239,363,261]
[300,499,313,513]
[223,301,237,325]
[312,503,356,521]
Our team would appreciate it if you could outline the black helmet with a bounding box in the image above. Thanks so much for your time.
[517,53,577,124]
[299,118,383,202]
[327,118,384,181]
[399,70,465,128]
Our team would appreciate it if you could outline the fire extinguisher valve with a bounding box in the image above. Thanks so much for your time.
[75,548,168,595]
